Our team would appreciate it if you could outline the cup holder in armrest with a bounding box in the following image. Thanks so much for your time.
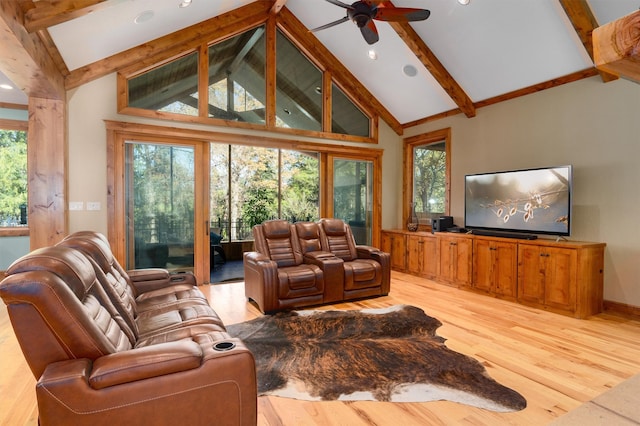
[213,341,236,351]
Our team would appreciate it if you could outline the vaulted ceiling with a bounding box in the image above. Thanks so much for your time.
[0,0,638,134]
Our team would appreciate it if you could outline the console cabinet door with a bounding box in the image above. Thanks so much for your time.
[382,231,407,271]
[543,247,577,311]
[408,235,437,278]
[473,239,517,298]
[438,235,472,286]
[518,245,577,312]
[518,245,546,304]
[473,240,494,293]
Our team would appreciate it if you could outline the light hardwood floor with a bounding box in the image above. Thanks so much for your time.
[1,271,639,425]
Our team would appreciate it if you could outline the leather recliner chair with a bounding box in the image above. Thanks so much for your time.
[318,218,391,301]
[244,219,331,313]
[0,244,257,426]
[244,219,390,313]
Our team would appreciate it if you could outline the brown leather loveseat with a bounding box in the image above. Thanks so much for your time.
[0,231,257,426]
[243,218,390,313]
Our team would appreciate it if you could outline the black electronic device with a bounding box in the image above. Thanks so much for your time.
[431,216,454,233]
[447,226,467,233]
[465,165,572,238]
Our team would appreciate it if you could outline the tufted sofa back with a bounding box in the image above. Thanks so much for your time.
[318,218,358,261]
[294,221,323,254]
[253,219,303,267]
[0,246,133,379]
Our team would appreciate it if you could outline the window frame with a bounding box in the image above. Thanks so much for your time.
[403,128,451,232]
[0,118,29,237]
[106,120,383,270]
[116,16,378,144]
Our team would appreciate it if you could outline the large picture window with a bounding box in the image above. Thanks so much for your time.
[107,121,382,283]
[210,144,319,242]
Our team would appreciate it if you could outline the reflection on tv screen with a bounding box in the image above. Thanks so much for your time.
[465,166,571,236]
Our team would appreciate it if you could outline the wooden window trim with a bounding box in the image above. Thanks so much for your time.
[403,128,451,232]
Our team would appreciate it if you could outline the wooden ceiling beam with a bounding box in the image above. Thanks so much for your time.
[65,1,272,90]
[270,0,287,15]
[593,9,640,84]
[387,19,476,118]
[277,7,403,135]
[559,0,618,82]
[0,0,65,99]
[24,0,110,33]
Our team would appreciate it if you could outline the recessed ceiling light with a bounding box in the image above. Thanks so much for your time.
[315,86,322,95]
[134,10,154,24]
[0,84,13,90]
[179,0,192,8]
[368,49,378,60]
[458,0,470,5]
[402,64,418,77]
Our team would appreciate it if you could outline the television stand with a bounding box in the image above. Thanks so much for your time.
[470,229,538,240]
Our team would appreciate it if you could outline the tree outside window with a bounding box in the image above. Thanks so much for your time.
[0,129,28,227]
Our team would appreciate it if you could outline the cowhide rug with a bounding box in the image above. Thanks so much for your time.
[227,304,527,412]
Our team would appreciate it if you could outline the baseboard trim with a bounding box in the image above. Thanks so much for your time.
[603,300,640,320]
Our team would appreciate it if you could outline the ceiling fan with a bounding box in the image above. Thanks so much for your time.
[310,0,431,45]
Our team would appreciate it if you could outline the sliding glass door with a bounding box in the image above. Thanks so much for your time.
[124,140,208,280]
[331,158,373,245]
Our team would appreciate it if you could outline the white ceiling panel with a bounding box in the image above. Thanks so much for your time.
[412,0,594,102]
[48,0,255,71]
[589,0,639,25]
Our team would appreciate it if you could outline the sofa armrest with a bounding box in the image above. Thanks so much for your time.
[243,252,279,313]
[127,269,196,294]
[36,338,257,426]
[303,252,345,304]
[89,341,203,390]
[303,251,340,265]
[356,246,391,294]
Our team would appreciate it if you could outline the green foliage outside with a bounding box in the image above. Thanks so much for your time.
[0,130,27,225]
[413,142,446,219]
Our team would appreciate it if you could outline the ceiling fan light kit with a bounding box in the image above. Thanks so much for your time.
[311,0,431,45]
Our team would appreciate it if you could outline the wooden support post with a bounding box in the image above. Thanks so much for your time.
[593,10,640,83]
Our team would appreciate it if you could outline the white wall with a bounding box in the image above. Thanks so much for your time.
[404,76,640,307]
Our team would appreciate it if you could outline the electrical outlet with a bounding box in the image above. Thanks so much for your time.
[86,202,101,211]
[69,201,84,211]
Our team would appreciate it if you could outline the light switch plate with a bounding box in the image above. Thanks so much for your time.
[86,202,101,211]
[69,201,84,211]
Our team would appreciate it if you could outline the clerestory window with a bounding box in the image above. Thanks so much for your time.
[120,24,373,141]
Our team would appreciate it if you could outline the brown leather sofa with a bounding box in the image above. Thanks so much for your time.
[0,232,257,426]
[244,218,390,313]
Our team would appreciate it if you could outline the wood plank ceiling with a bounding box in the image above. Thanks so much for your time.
[0,0,627,134]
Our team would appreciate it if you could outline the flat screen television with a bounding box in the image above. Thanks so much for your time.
[464,165,572,237]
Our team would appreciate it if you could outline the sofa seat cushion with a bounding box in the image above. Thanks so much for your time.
[134,326,228,348]
[277,265,324,299]
[135,304,225,337]
[134,284,209,311]
[344,259,382,290]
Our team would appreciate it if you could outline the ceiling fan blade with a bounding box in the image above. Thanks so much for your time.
[309,16,350,33]
[324,0,353,9]
[375,8,430,22]
[360,20,379,45]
